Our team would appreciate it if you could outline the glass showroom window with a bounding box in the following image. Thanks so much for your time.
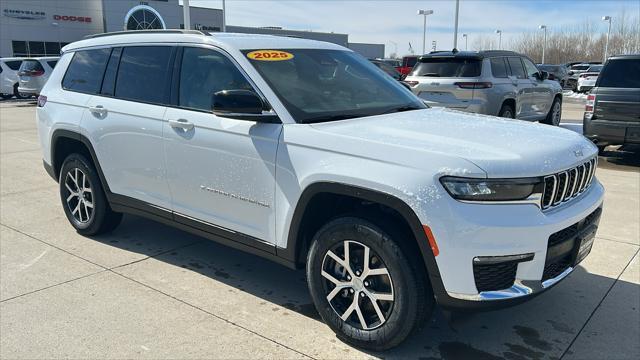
[124,5,166,30]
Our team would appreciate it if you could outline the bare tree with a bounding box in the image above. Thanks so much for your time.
[508,9,639,63]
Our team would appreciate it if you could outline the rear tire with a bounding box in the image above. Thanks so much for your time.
[306,217,433,351]
[542,97,562,126]
[498,103,515,119]
[59,153,122,235]
[13,84,29,99]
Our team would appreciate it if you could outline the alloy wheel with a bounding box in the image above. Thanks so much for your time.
[63,168,94,223]
[321,240,394,330]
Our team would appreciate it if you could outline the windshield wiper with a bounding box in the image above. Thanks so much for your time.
[302,114,368,123]
[420,73,441,77]
[380,105,424,115]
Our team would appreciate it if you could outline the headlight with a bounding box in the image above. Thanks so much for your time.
[440,177,543,202]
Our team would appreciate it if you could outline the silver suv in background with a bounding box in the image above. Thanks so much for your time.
[404,50,563,125]
[17,57,59,96]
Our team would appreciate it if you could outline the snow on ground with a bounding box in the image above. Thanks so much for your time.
[563,90,588,100]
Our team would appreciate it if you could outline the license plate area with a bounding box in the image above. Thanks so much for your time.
[574,225,597,265]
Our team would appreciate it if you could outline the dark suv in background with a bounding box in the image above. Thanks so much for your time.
[584,54,640,152]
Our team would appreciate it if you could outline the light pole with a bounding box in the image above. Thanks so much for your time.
[453,0,460,50]
[389,41,398,57]
[539,25,547,63]
[222,0,226,32]
[602,16,612,62]
[495,29,502,49]
[462,33,468,50]
[182,0,191,30]
[417,9,433,54]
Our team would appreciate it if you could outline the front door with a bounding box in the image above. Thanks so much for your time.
[506,56,534,119]
[163,46,282,243]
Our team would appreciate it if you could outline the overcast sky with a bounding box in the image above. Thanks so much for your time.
[188,0,639,56]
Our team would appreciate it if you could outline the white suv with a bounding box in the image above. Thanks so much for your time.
[37,30,604,350]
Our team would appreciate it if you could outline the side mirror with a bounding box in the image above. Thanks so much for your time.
[211,90,280,123]
[212,89,263,114]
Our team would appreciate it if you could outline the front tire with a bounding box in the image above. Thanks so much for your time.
[542,97,562,126]
[59,153,122,235]
[306,217,433,351]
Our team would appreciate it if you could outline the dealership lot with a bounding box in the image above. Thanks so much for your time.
[0,101,638,359]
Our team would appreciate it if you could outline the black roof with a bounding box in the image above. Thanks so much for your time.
[609,53,640,60]
[419,50,522,60]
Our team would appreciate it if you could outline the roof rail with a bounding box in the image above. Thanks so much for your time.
[84,29,208,39]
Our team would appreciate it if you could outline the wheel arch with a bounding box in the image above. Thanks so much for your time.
[281,182,444,293]
[50,129,111,195]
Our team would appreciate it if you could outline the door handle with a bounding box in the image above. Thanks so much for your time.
[89,105,107,115]
[169,118,194,131]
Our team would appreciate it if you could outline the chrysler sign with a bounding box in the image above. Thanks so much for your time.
[3,9,46,20]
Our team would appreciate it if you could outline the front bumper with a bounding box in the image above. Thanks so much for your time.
[426,179,604,310]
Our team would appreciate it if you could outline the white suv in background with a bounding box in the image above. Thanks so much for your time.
[37,30,604,350]
[0,57,27,99]
[17,57,59,96]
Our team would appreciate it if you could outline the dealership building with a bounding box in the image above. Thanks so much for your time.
[0,0,384,58]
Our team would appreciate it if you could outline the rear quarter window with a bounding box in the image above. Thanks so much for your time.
[62,48,111,94]
[598,59,640,88]
[490,57,508,78]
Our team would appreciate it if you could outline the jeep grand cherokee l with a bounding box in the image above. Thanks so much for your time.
[37,30,604,350]
[404,51,563,124]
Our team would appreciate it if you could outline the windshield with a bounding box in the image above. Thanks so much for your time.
[587,65,603,72]
[539,65,559,72]
[410,58,481,77]
[244,49,425,124]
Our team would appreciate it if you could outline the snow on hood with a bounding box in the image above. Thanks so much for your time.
[310,107,597,178]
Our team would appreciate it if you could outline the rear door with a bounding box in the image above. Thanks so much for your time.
[593,58,640,142]
[506,56,533,119]
[83,45,175,209]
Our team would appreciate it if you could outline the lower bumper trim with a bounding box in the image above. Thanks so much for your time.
[448,265,574,301]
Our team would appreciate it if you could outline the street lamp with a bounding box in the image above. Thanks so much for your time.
[417,9,434,54]
[539,25,547,63]
[462,33,468,50]
[602,16,612,62]
[453,0,460,50]
[495,29,502,49]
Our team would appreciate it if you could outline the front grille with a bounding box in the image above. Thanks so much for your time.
[473,261,518,292]
[542,207,602,281]
[542,157,597,210]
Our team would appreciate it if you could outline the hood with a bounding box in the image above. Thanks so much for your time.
[310,108,597,178]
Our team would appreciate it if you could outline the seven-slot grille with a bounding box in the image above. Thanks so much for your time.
[542,157,597,210]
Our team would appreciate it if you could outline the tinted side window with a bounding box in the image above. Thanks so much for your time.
[47,61,58,68]
[507,57,526,79]
[5,60,22,70]
[490,57,508,78]
[598,59,640,88]
[179,47,254,112]
[522,58,539,78]
[115,46,173,104]
[62,49,111,94]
